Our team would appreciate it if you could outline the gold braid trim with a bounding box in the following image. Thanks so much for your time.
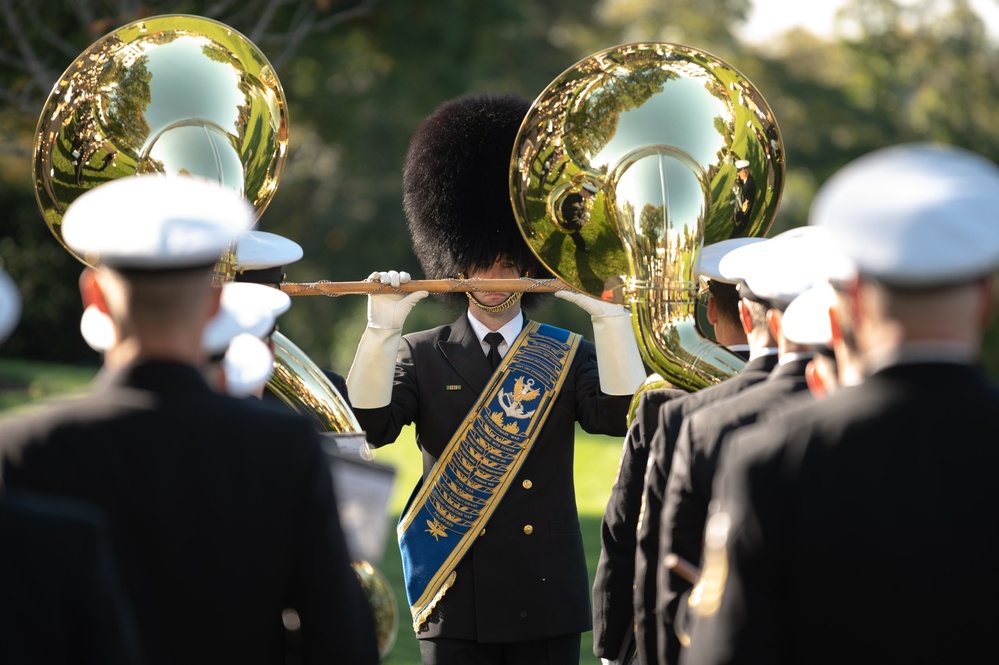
[412,571,457,633]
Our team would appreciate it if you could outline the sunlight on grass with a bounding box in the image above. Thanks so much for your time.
[0,359,97,411]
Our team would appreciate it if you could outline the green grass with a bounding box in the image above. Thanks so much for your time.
[0,359,98,412]
[0,359,624,665]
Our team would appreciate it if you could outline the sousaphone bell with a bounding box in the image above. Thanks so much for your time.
[511,42,784,393]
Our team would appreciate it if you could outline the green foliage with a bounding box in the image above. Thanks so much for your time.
[3,0,999,377]
[0,182,100,363]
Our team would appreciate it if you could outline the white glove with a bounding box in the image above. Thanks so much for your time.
[555,289,647,396]
[347,270,429,408]
[365,271,427,329]
[370,270,407,288]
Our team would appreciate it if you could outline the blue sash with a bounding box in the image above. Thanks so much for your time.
[397,321,581,632]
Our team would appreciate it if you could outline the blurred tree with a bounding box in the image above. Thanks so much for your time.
[2,0,999,378]
[590,0,752,54]
[0,180,95,363]
[0,0,378,363]
[743,0,999,373]
[0,0,379,159]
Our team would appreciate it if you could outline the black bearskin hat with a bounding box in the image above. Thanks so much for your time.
[403,92,552,310]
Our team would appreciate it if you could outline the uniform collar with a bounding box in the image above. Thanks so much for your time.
[98,360,214,396]
[466,310,524,348]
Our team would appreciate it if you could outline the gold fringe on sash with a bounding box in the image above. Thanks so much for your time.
[412,571,456,633]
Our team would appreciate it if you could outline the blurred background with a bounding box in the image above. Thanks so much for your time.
[3,0,999,375]
[4,2,999,663]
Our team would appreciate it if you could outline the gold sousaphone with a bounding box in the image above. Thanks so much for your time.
[32,14,395,659]
[511,43,784,392]
[32,13,358,433]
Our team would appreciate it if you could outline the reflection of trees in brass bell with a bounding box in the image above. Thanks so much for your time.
[105,56,154,157]
[33,15,289,268]
[564,65,679,161]
[352,560,398,661]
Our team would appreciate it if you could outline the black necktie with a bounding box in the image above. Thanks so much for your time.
[484,332,504,370]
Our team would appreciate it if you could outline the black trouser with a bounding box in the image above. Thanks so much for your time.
[418,633,581,665]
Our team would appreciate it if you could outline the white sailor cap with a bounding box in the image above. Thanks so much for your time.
[234,230,303,285]
[781,283,837,347]
[810,143,999,287]
[202,283,283,355]
[221,332,275,398]
[735,159,750,169]
[719,226,842,309]
[0,268,21,344]
[81,282,283,354]
[62,175,254,271]
[225,281,292,318]
[695,237,768,283]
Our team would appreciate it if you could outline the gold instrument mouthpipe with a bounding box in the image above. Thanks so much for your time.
[279,278,573,296]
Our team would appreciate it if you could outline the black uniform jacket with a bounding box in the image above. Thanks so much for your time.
[352,313,632,643]
[657,356,812,665]
[592,352,752,659]
[592,386,685,659]
[633,352,778,665]
[0,490,143,665]
[685,360,999,665]
[0,361,378,665]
